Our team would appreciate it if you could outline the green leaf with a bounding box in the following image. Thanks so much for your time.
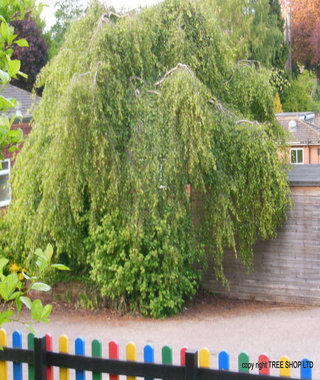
[40,304,52,321]
[6,128,22,144]
[25,324,37,335]
[0,273,18,301]
[34,248,47,262]
[20,296,32,309]
[0,309,14,328]
[30,282,51,292]
[0,95,15,111]
[17,70,27,79]
[7,59,20,78]
[14,38,29,47]
[45,243,53,262]
[0,69,9,85]
[0,22,8,40]
[38,2,44,15]
[35,257,47,273]
[31,299,43,320]
[51,264,70,271]
[0,258,8,273]
[7,33,17,46]
[8,291,20,301]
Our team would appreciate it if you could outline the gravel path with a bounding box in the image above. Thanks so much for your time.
[3,298,320,379]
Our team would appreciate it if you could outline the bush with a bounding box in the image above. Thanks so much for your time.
[88,207,204,317]
[281,70,320,112]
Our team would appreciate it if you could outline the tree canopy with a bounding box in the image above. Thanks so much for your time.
[4,0,291,317]
[46,0,84,59]
[11,13,48,92]
[201,0,288,69]
[288,0,320,73]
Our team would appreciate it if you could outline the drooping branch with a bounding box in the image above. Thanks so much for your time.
[147,90,161,96]
[71,61,102,87]
[154,63,195,86]
[93,61,102,86]
[224,60,260,85]
[208,98,237,118]
[235,119,261,126]
[90,12,124,44]
[129,76,161,97]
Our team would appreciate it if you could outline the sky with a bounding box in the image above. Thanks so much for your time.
[38,0,162,30]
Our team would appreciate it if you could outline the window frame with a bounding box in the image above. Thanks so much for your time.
[0,158,11,207]
[290,148,304,165]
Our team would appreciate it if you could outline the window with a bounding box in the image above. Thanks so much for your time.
[290,148,304,164]
[0,159,10,207]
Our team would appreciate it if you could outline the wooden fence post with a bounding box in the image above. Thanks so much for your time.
[185,350,198,380]
[34,336,47,380]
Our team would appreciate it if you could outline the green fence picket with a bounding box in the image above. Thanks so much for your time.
[162,345,172,364]
[28,333,34,380]
[238,352,249,372]
[92,339,102,380]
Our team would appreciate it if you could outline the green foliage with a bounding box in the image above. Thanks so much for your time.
[199,0,288,69]
[5,0,291,317]
[0,244,70,333]
[0,0,69,330]
[46,0,84,59]
[0,16,27,160]
[0,0,46,160]
[281,70,320,112]
[75,291,97,311]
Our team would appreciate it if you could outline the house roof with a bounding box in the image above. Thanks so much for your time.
[288,164,320,186]
[1,84,40,122]
[276,115,320,145]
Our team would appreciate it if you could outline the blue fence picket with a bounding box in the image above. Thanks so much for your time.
[219,350,230,370]
[144,344,154,380]
[301,358,312,379]
[75,337,86,380]
[12,330,22,380]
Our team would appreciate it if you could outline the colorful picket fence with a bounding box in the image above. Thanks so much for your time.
[0,328,313,380]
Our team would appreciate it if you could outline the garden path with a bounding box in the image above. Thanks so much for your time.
[4,296,320,379]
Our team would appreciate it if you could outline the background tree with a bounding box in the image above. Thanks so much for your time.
[251,0,289,69]
[4,0,291,317]
[10,13,48,93]
[281,70,320,112]
[290,0,320,73]
[46,0,84,59]
[200,0,289,69]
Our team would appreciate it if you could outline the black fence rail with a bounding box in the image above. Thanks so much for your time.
[0,336,296,380]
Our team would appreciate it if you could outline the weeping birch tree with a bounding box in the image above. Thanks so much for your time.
[3,0,290,317]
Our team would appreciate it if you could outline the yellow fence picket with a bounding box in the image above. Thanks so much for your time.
[199,348,210,368]
[0,329,7,380]
[59,334,70,380]
[279,356,290,377]
[126,342,137,380]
